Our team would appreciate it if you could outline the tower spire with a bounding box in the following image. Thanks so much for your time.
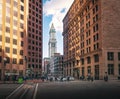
[49,23,55,34]
[48,23,57,58]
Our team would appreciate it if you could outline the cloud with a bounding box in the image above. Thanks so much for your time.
[43,0,74,33]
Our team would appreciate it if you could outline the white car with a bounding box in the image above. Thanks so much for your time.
[69,77,74,81]
[62,77,67,81]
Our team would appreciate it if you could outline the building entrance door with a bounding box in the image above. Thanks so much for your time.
[95,65,99,80]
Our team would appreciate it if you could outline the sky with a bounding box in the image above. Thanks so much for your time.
[43,0,74,58]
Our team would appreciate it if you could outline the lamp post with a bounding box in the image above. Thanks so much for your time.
[1,57,7,81]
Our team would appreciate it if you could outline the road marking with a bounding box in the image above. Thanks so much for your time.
[33,83,38,99]
[19,87,29,99]
[6,84,24,99]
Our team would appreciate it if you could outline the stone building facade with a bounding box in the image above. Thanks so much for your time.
[63,0,120,79]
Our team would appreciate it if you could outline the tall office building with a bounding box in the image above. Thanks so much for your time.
[27,0,42,78]
[48,23,57,58]
[63,0,120,79]
[0,0,42,80]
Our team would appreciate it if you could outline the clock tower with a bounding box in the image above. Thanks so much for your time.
[48,23,57,57]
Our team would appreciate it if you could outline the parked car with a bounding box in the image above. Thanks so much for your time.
[57,77,61,81]
[62,77,67,81]
[69,76,74,81]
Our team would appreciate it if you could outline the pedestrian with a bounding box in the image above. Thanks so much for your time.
[104,75,108,82]
[91,76,94,82]
[104,72,108,82]
[90,73,94,82]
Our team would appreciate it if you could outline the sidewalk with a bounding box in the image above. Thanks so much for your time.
[0,81,19,84]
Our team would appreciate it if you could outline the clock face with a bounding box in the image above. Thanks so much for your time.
[51,43,55,47]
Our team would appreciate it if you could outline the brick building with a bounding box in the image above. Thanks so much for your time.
[63,0,120,79]
[27,0,42,78]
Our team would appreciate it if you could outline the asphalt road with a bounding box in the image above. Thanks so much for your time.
[0,84,21,99]
[0,80,120,99]
[36,80,120,99]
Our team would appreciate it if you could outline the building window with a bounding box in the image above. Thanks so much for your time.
[6,16,10,23]
[80,0,83,5]
[86,47,91,53]
[107,52,114,60]
[13,48,17,54]
[13,19,17,26]
[86,5,90,12]
[21,41,24,46]
[80,27,84,33]
[6,26,10,33]
[13,58,17,64]
[19,59,23,64]
[93,33,99,42]
[94,54,99,62]
[0,35,2,41]
[93,5,98,14]
[92,0,98,5]
[28,64,31,68]
[6,57,10,63]
[108,64,114,75]
[118,52,120,60]
[13,29,17,35]
[86,13,90,20]
[119,64,120,75]
[5,47,10,53]
[86,38,91,45]
[86,21,90,29]
[0,24,2,30]
[87,56,91,64]
[5,37,10,43]
[93,14,98,23]
[81,58,84,65]
[32,28,34,32]
[13,39,17,45]
[28,57,31,62]
[13,10,18,17]
[20,14,24,20]
[28,45,31,49]
[21,32,24,38]
[14,1,18,7]
[20,50,23,55]
[81,34,84,41]
[6,6,10,16]
[82,67,84,76]
[80,19,84,26]
[21,5,24,11]
[39,65,41,69]
[86,30,90,37]
[0,46,1,53]
[93,23,98,32]
[96,5,98,12]
[87,66,91,74]
[0,56,1,62]
[94,43,99,50]
[20,23,24,29]
[6,0,11,4]
[21,0,24,3]
[32,58,34,62]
